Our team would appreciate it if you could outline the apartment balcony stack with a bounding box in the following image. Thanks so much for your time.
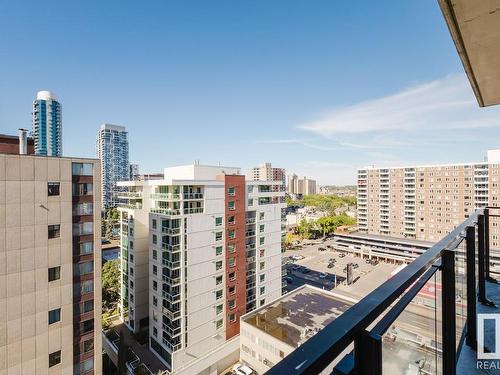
[105,163,285,374]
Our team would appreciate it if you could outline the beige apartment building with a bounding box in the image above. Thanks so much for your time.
[287,174,316,196]
[0,133,102,375]
[357,150,500,247]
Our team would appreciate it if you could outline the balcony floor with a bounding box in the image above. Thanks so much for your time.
[458,279,500,374]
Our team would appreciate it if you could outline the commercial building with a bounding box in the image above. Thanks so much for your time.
[32,91,62,157]
[357,150,500,247]
[239,285,354,374]
[96,124,129,209]
[0,132,102,374]
[287,174,316,196]
[116,163,285,372]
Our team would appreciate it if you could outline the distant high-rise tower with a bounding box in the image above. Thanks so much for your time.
[96,124,129,209]
[32,90,62,156]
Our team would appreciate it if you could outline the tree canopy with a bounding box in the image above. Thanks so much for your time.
[102,258,120,311]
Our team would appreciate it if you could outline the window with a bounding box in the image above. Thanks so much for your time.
[260,261,265,271]
[228,187,235,196]
[228,243,235,253]
[229,285,235,295]
[76,319,94,335]
[153,265,157,275]
[74,339,94,356]
[72,183,93,196]
[153,296,158,307]
[260,299,266,306]
[229,299,235,309]
[228,229,235,239]
[73,203,93,216]
[72,163,93,176]
[259,212,265,220]
[75,280,93,296]
[48,182,60,196]
[74,300,93,315]
[228,215,235,225]
[215,231,223,241]
[153,280,157,291]
[73,222,93,236]
[216,275,223,285]
[74,261,93,276]
[216,290,223,300]
[260,286,266,295]
[215,246,223,256]
[152,249,157,260]
[216,319,223,329]
[229,313,236,322]
[48,266,60,282]
[248,198,253,206]
[259,237,265,245]
[228,257,236,267]
[152,234,157,244]
[153,327,158,337]
[228,201,235,210]
[49,350,61,367]
[48,308,61,324]
[215,217,223,227]
[216,261,223,271]
[259,224,265,233]
[260,274,265,282]
[75,358,94,374]
[228,272,235,281]
[77,242,93,255]
[152,219,157,229]
[48,225,60,239]
[216,304,223,315]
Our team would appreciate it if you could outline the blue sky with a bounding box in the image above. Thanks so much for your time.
[1,0,500,185]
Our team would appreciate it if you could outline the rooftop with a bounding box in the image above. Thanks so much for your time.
[242,285,354,348]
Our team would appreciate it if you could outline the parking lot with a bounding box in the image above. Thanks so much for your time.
[283,239,399,299]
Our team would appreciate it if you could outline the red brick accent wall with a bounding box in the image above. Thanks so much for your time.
[222,174,247,339]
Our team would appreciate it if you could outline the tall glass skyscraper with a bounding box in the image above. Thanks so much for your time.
[32,90,62,156]
[96,124,130,209]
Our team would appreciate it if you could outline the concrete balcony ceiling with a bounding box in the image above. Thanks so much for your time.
[439,0,500,106]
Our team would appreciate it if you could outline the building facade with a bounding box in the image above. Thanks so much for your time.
[129,163,140,181]
[287,174,317,196]
[116,164,285,372]
[96,124,129,209]
[248,163,285,188]
[0,144,102,374]
[357,150,500,247]
[32,91,62,157]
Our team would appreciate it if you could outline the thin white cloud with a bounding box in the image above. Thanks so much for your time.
[255,138,338,151]
[299,74,500,136]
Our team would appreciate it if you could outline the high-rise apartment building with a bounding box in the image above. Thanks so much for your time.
[116,163,285,372]
[0,134,102,374]
[357,150,500,246]
[287,174,317,196]
[32,91,62,157]
[96,124,129,209]
[129,163,140,181]
[248,163,286,187]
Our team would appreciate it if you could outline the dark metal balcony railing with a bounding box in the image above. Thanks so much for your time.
[266,207,498,375]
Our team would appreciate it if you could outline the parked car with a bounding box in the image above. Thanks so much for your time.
[318,247,327,251]
[329,258,336,263]
[301,267,311,274]
[365,258,372,264]
[292,254,305,261]
[339,253,346,258]
[284,276,293,283]
[319,272,327,279]
[327,263,335,269]
[326,245,333,249]
[353,263,359,269]
[232,364,255,375]
[292,264,301,271]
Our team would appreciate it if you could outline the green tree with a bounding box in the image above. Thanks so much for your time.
[102,259,120,311]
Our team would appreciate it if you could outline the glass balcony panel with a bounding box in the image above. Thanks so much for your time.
[381,271,441,375]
